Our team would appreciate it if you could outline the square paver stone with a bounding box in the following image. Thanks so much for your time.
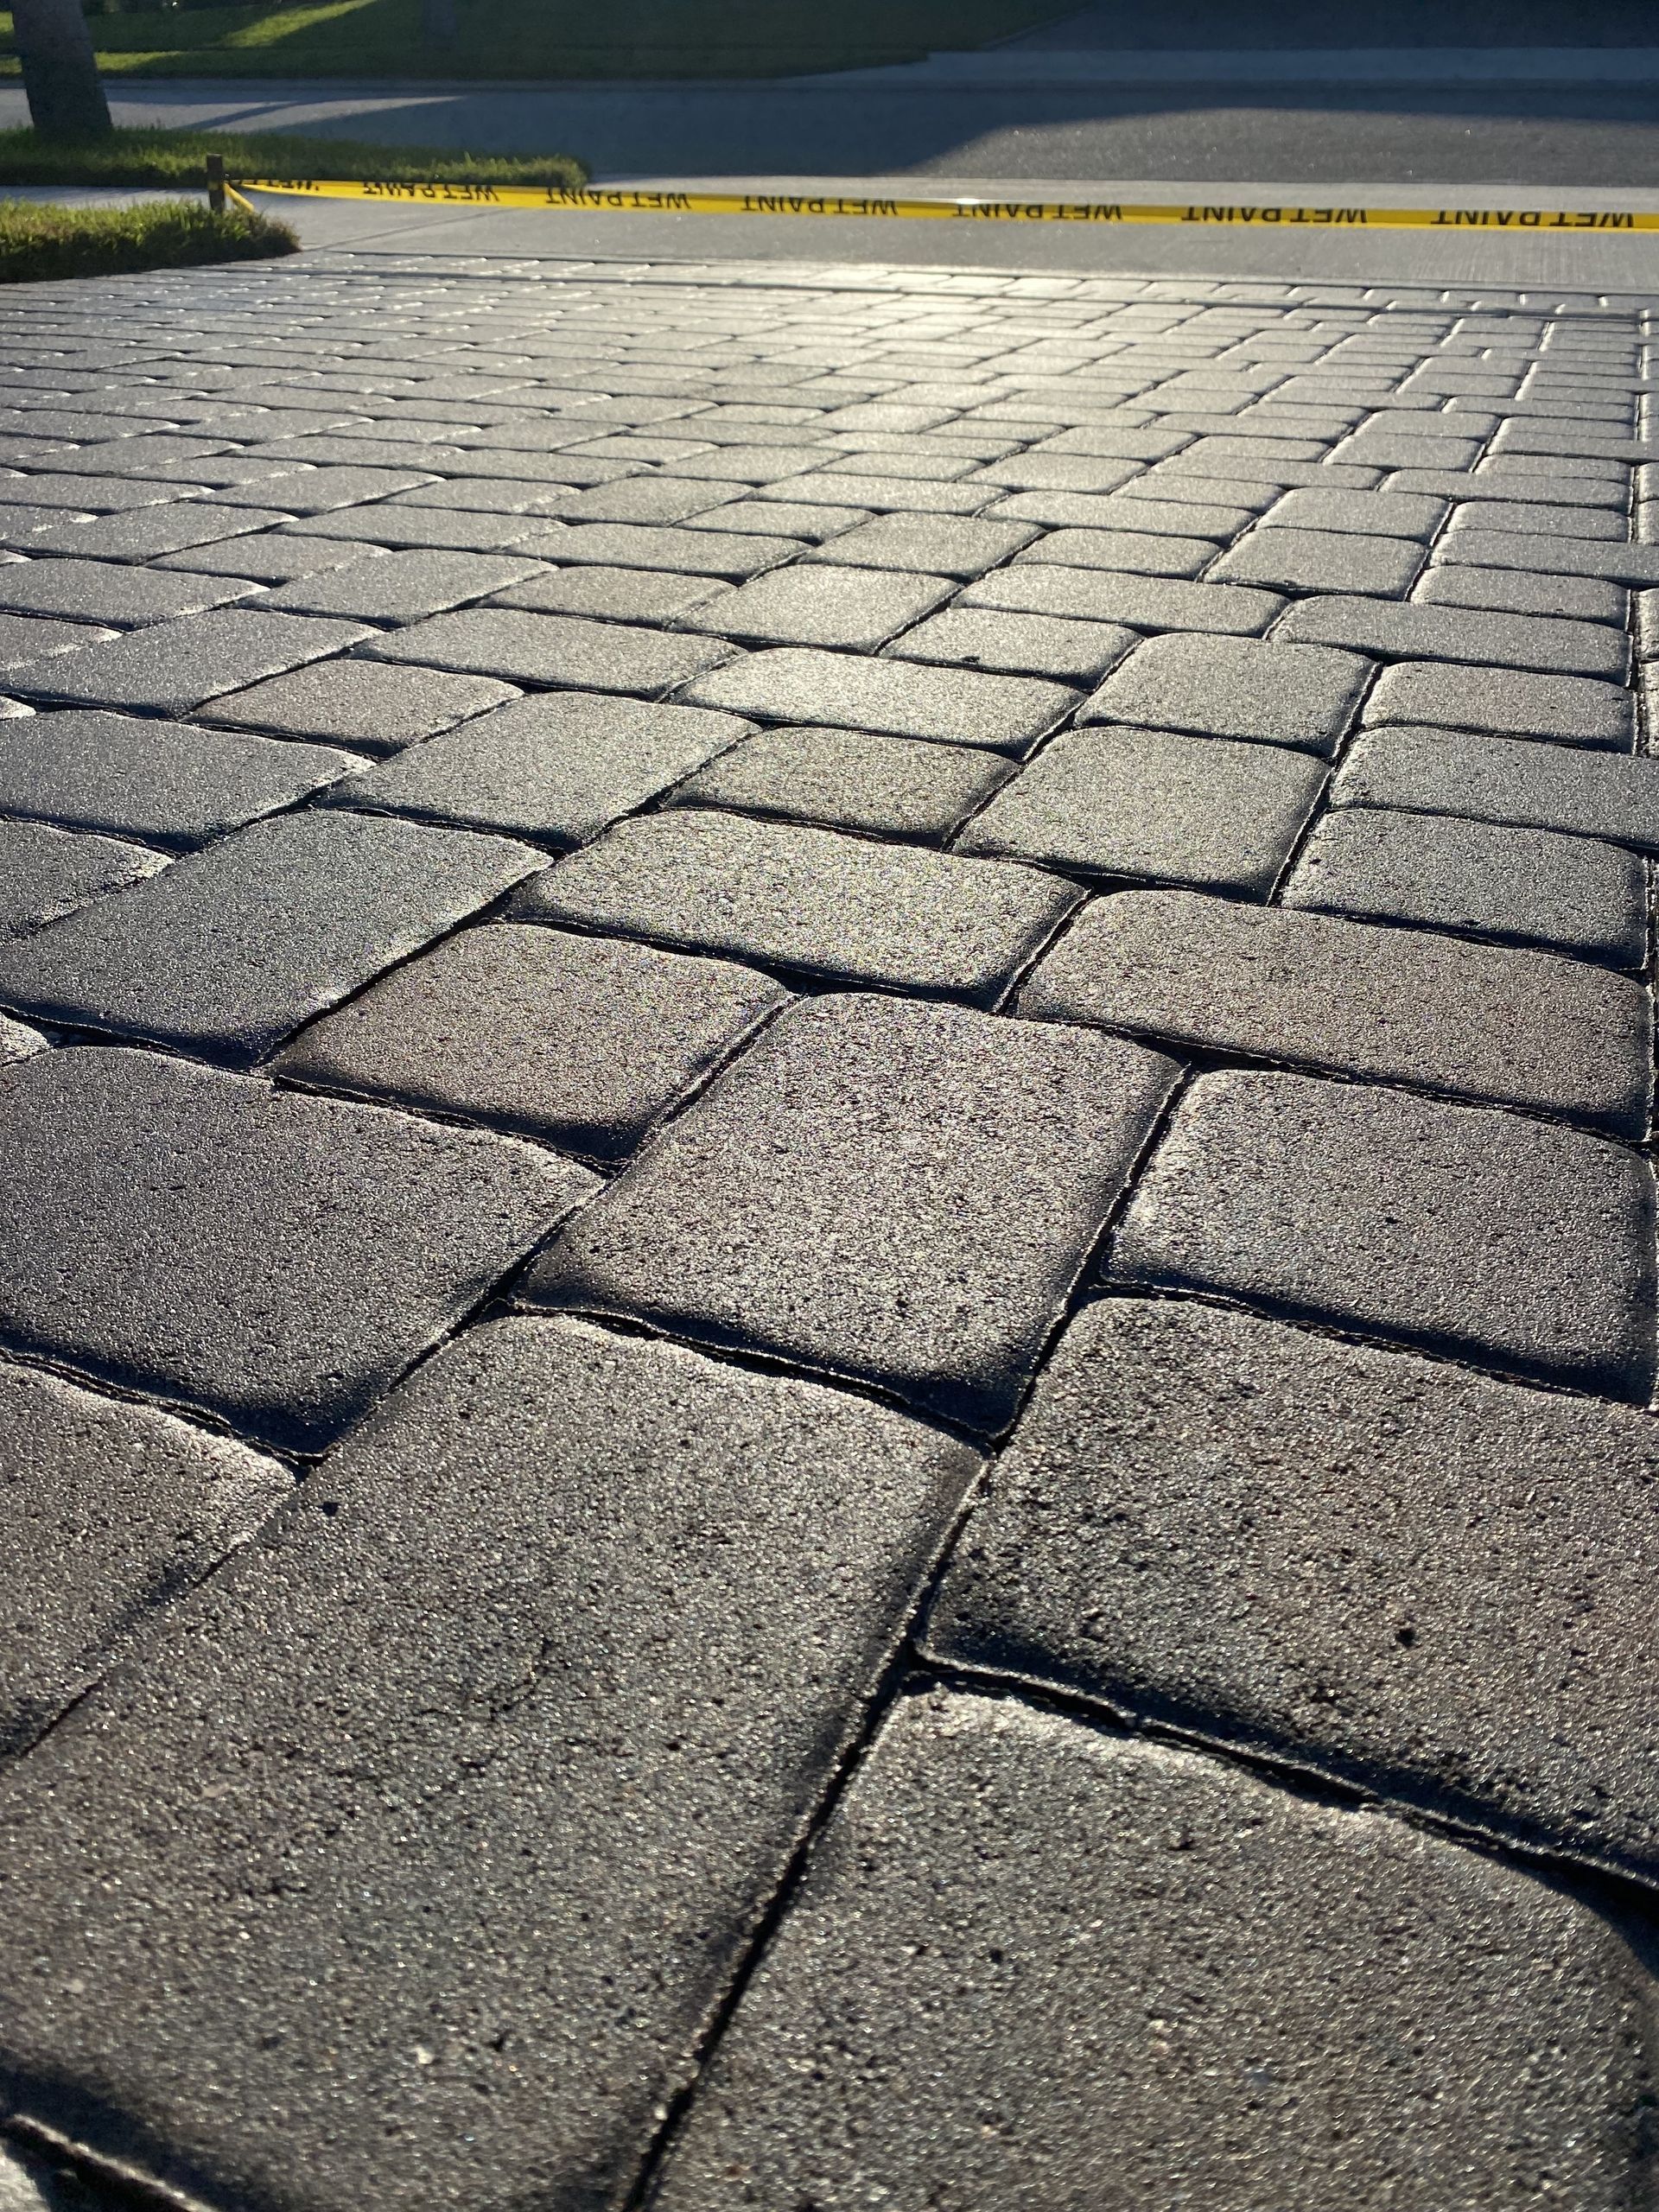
[925,1294,1659,1886]
[198,661,518,752]
[1108,1067,1656,1397]
[5,610,372,715]
[0,816,166,935]
[1363,661,1637,748]
[1081,633,1372,755]
[527,993,1179,1431]
[670,723,1014,839]
[0,1358,290,1758]
[652,1692,1656,2212]
[329,690,751,845]
[514,811,1078,1004]
[1332,725,1659,850]
[1021,888,1651,1134]
[0,709,358,846]
[359,609,733,696]
[681,565,954,652]
[1285,806,1647,966]
[680,647,1078,754]
[957,724,1325,895]
[0,1049,596,1449]
[0,810,542,1064]
[0,1314,975,2212]
[274,924,787,1159]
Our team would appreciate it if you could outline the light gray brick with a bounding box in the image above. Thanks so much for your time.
[680,646,1077,754]
[671,723,1013,838]
[1081,632,1371,755]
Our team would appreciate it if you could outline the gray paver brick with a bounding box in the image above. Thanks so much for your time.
[0,810,541,1063]
[526,521,796,578]
[257,549,549,622]
[971,454,1142,495]
[1329,429,1485,469]
[683,496,871,541]
[926,1295,1659,1884]
[6,609,372,715]
[654,1691,1656,2212]
[0,1314,973,2211]
[359,607,731,696]
[0,816,165,936]
[680,564,954,651]
[680,646,1077,753]
[1446,499,1627,541]
[485,565,723,624]
[1260,486,1448,539]
[1413,563,1629,624]
[989,488,1257,539]
[0,709,357,847]
[804,511,1038,578]
[0,1358,289,1758]
[1333,723,1659,849]
[1210,526,1424,596]
[153,533,381,584]
[20,505,292,563]
[0,1049,595,1449]
[963,565,1281,635]
[199,660,517,751]
[278,505,546,553]
[275,923,786,1158]
[223,464,435,514]
[1109,1067,1656,1395]
[514,810,1077,1002]
[1012,525,1223,579]
[887,607,1135,683]
[0,1012,43,1062]
[329,690,748,844]
[542,476,730,524]
[1285,805,1647,965]
[528,993,1177,1430]
[1276,594,1630,680]
[1081,632,1371,754]
[1437,527,1659,587]
[1364,660,1637,748]
[957,723,1324,894]
[670,722,1013,839]
[0,558,258,628]
[1021,887,1651,1133]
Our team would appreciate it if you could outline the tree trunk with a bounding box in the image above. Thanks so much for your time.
[11,0,112,139]
[423,0,457,41]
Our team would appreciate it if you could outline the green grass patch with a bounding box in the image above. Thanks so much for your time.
[0,196,296,282]
[0,125,588,188]
[0,0,1074,81]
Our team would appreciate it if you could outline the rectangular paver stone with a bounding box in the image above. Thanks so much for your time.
[1333,724,1659,849]
[1210,527,1424,596]
[681,566,953,651]
[1364,661,1636,748]
[1261,486,1448,539]
[805,512,1039,578]
[0,817,165,935]
[359,609,731,696]
[670,723,1013,839]
[527,993,1179,1430]
[6,610,372,715]
[200,661,518,751]
[1082,633,1371,754]
[1276,594,1630,680]
[0,1313,975,2210]
[680,647,1077,753]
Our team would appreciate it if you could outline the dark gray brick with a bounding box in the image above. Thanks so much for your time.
[1385,467,1628,509]
[1329,429,1485,469]
[0,473,196,512]
[525,521,795,579]
[0,1359,289,1758]
[0,816,164,936]
[1081,632,1371,755]
[0,1313,972,2212]
[925,1295,1659,1884]
[1639,588,1659,660]
[887,607,1135,683]
[1022,887,1650,1132]
[1109,1067,1656,1397]
[275,924,785,1158]
[1436,528,1659,587]
[484,565,724,624]
[359,609,731,696]
[680,565,953,651]
[804,511,1038,578]
[7,610,372,715]
[1364,661,1636,748]
[1260,486,1448,540]
[1013,525,1220,579]
[681,647,1077,754]
[328,690,748,844]
[513,811,1077,1003]
[13,504,292,563]
[529,994,1176,1430]
[1445,499,1627,540]
[1276,594,1629,680]
[0,613,115,669]
[1210,527,1423,596]
[198,661,517,752]
[670,723,1012,839]
[1286,806,1646,965]
[0,811,540,1063]
[380,476,569,516]
[653,1691,1655,2212]
[1414,563,1628,625]
[963,566,1281,636]
[0,1049,594,1449]
[1333,724,1659,849]
[221,465,435,514]
[1494,423,1657,462]
[958,723,1323,894]
[258,550,549,622]
[0,709,356,847]
[0,558,258,628]
[279,505,546,553]
[153,533,382,584]
[682,496,872,541]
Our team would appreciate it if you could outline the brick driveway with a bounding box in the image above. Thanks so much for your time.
[1,247,1657,2210]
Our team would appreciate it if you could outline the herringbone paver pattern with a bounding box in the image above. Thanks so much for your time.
[2,250,1658,2212]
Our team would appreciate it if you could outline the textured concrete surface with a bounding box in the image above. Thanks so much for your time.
[0,249,1657,2211]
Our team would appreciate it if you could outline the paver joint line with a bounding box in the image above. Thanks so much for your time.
[0,247,1656,2212]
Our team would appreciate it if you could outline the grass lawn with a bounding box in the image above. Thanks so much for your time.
[0,126,588,187]
[0,0,1075,80]
[0,196,296,280]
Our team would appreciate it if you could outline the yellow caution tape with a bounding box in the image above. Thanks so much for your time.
[231,180,1659,231]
